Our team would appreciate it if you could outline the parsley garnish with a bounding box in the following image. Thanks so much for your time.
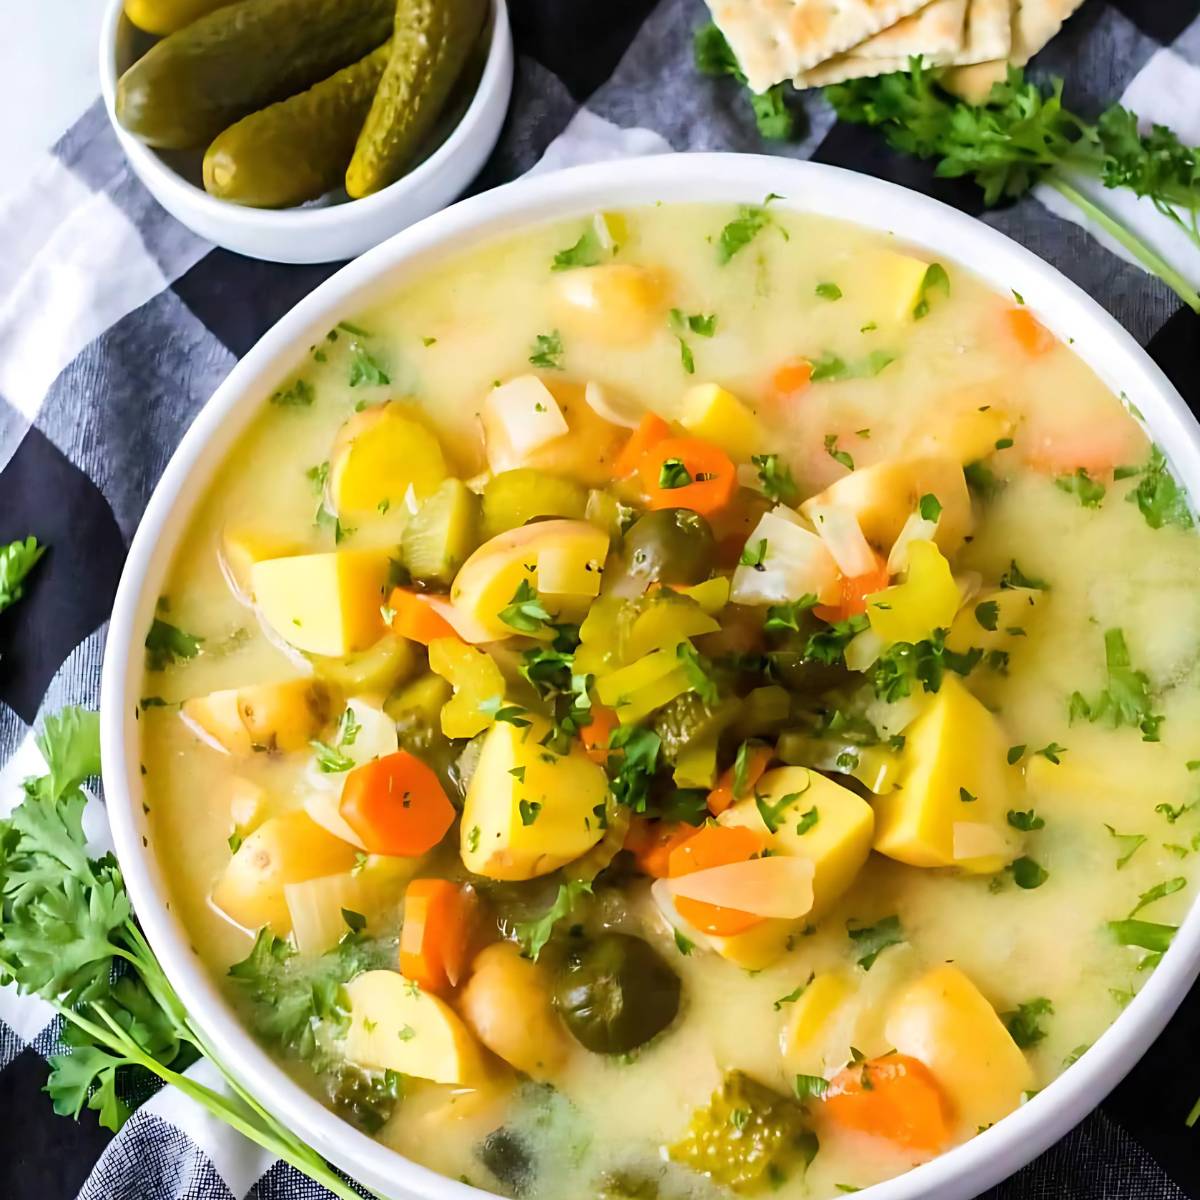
[847,915,904,970]
[1127,446,1194,530]
[270,378,315,406]
[815,282,842,300]
[529,330,565,370]
[755,785,809,835]
[1106,825,1148,868]
[1000,560,1049,590]
[795,807,819,835]
[1130,876,1185,917]
[739,537,768,568]
[608,725,662,813]
[751,453,798,504]
[0,536,46,614]
[715,195,785,264]
[1108,919,1176,953]
[824,434,854,471]
[552,225,609,271]
[478,697,532,728]
[514,880,592,960]
[912,262,949,319]
[677,642,719,705]
[764,594,819,633]
[918,493,943,522]
[1007,810,1045,831]
[1069,628,1162,741]
[1055,468,1106,508]
[144,617,203,671]
[1010,856,1049,889]
[499,580,552,634]
[1001,997,1053,1048]
[518,799,542,826]
[974,600,999,631]
[811,351,895,383]
[658,458,693,489]
[804,614,870,667]
[347,347,389,388]
[793,1074,830,1101]
[311,707,361,773]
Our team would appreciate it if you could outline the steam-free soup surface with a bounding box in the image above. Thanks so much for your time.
[140,202,1200,1199]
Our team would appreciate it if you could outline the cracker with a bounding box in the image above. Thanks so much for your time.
[708,0,931,93]
[844,0,968,60]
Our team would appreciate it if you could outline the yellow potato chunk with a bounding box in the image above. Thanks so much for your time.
[552,263,666,345]
[211,811,359,934]
[679,383,762,463]
[449,520,610,640]
[915,399,1014,465]
[220,526,298,603]
[866,539,961,646]
[253,549,390,657]
[345,970,487,1086]
[884,964,1034,1133]
[946,585,1043,655]
[871,249,934,323]
[873,676,1019,872]
[460,715,607,880]
[781,971,854,1076]
[181,678,336,755]
[228,776,268,833]
[328,402,447,519]
[427,637,507,739]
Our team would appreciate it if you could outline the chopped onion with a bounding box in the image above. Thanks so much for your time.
[650,878,709,948]
[304,790,366,850]
[667,856,815,920]
[845,626,885,672]
[737,463,765,493]
[807,503,877,579]
[953,822,1010,862]
[584,380,639,429]
[887,511,939,574]
[341,698,398,766]
[482,375,568,471]
[866,691,926,740]
[731,511,839,606]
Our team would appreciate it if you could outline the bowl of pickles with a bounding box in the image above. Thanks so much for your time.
[100,0,513,263]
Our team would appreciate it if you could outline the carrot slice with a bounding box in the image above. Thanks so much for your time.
[640,436,737,518]
[668,824,768,936]
[813,553,891,623]
[580,705,618,764]
[400,879,477,993]
[624,818,697,879]
[707,744,773,816]
[769,358,813,404]
[339,751,455,856]
[614,412,672,477]
[387,588,459,645]
[823,1053,953,1153]
[1004,307,1056,356]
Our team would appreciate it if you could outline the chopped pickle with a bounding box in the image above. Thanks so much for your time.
[652,692,738,760]
[428,638,507,738]
[384,672,452,727]
[730,685,791,740]
[308,633,418,694]
[402,478,481,585]
[585,488,638,542]
[482,469,588,538]
[669,1070,817,1193]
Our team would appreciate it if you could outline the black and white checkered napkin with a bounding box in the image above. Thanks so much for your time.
[3,1,1200,1196]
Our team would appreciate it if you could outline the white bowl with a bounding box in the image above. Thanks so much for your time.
[98,0,513,264]
[101,155,1200,1200]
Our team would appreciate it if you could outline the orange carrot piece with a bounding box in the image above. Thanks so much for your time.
[339,751,455,856]
[580,705,618,764]
[640,436,737,518]
[823,1053,953,1153]
[769,358,813,404]
[400,879,477,993]
[668,824,769,936]
[614,412,672,477]
[624,819,697,879]
[1005,307,1056,356]
[813,553,891,623]
[707,745,773,816]
[388,588,459,645]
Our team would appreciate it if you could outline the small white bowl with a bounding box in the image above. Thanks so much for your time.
[102,156,1200,1200]
[98,0,513,263]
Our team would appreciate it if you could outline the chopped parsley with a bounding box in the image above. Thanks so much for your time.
[514,880,592,960]
[528,330,565,370]
[739,537,768,568]
[1007,810,1045,831]
[815,282,843,300]
[347,347,389,389]
[847,915,904,970]
[677,642,719,705]
[518,799,542,827]
[912,262,950,319]
[1054,467,1106,508]
[499,580,552,634]
[715,195,785,264]
[1000,560,1049,590]
[658,457,693,489]
[918,493,943,522]
[1130,876,1185,917]
[793,1074,830,1101]
[824,434,854,471]
[144,617,203,671]
[0,536,46,614]
[1001,997,1053,1048]
[270,378,315,406]
[551,225,609,270]
[1010,856,1049,889]
[763,594,819,633]
[1108,919,1176,953]
[795,806,820,835]
[751,453,799,504]
[1126,446,1193,531]
[1069,628,1162,741]
[974,600,999,631]
[810,350,896,382]
[1106,825,1148,868]
[755,786,809,835]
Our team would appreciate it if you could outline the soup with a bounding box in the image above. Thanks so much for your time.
[139,201,1200,1198]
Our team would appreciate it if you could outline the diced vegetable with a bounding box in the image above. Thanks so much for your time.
[386,588,459,645]
[211,812,359,934]
[610,509,716,596]
[914,401,1014,465]
[427,638,507,739]
[866,539,960,646]
[870,249,934,323]
[182,678,336,755]
[813,553,891,623]
[595,649,692,725]
[459,941,570,1080]
[782,971,854,1075]
[482,375,570,472]
[823,1052,952,1152]
[328,403,447,518]
[679,383,763,463]
[459,715,608,880]
[673,575,730,614]
[338,751,456,856]
[384,672,452,728]
[220,526,298,603]
[768,358,813,404]
[883,964,1034,1133]
[253,549,390,657]
[945,584,1043,655]
[807,503,878,579]
[1005,306,1056,356]
[667,824,769,936]
[511,381,630,485]
[309,634,418,695]
[614,412,672,478]
[552,263,665,345]
[401,479,481,585]
[624,594,720,659]
[579,705,618,763]
[730,509,839,606]
[482,469,588,538]
[625,818,697,878]
[707,743,772,815]
[285,856,418,954]
[668,855,815,919]
[344,969,487,1086]
[228,776,267,837]
[399,879,477,993]
[640,436,737,517]
[873,677,1019,871]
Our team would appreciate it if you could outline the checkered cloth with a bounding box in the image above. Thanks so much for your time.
[3,0,1200,1196]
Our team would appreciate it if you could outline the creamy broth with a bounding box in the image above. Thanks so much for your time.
[140,203,1200,1199]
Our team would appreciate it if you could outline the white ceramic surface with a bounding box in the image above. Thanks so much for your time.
[97,0,513,264]
[101,155,1200,1200]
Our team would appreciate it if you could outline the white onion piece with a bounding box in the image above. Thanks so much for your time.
[482,375,568,471]
[667,856,815,920]
[953,822,1010,862]
[737,463,766,493]
[731,512,840,606]
[304,790,366,850]
[866,691,926,740]
[887,511,939,575]
[845,627,885,673]
[807,503,878,579]
[584,380,640,429]
[423,594,495,645]
[341,698,398,767]
[650,879,710,948]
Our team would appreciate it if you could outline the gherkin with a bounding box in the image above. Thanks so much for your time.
[669,1070,817,1193]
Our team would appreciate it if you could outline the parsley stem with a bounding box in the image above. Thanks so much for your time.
[1046,175,1200,313]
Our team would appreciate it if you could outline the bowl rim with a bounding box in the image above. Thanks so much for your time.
[97,0,512,231]
[100,153,1200,1200]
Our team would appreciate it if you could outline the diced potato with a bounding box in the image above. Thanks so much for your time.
[344,969,487,1086]
[284,855,419,954]
[220,526,298,604]
[482,376,570,472]
[182,678,336,755]
[866,540,961,646]
[781,971,854,1076]
[211,811,359,934]
[915,401,1014,465]
[871,249,933,323]
[428,638,507,739]
[253,549,390,657]
[679,384,762,463]
[449,520,610,640]
[884,964,1034,1134]
[595,651,692,725]
[873,676,1019,872]
[229,776,268,833]
[460,715,607,880]
[328,402,447,518]
[459,942,569,1080]
[946,585,1043,655]
[552,263,666,345]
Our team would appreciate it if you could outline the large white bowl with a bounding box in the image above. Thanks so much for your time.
[101,155,1200,1200]
[98,0,513,264]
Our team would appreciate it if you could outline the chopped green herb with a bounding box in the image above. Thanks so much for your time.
[793,1074,830,1101]
[347,347,389,389]
[1127,446,1193,530]
[751,453,799,504]
[795,807,820,836]
[1007,810,1045,831]
[499,580,552,634]
[0,536,47,614]
[755,787,808,836]
[529,330,565,370]
[514,880,593,960]
[1108,919,1176,953]
[693,24,798,141]
[919,493,943,522]
[716,196,785,264]
[677,642,720,705]
[1033,742,1066,764]
[1130,876,1186,917]
[659,457,693,490]
[1106,825,1148,868]
[1010,856,1048,889]
[1001,997,1053,1048]
[847,915,904,970]
[1055,467,1106,508]
[1070,628,1162,741]
[518,799,542,827]
[552,226,608,271]
[270,378,315,407]
[144,618,203,671]
[824,434,854,471]
[1000,560,1049,591]
[763,594,819,633]
[815,282,842,300]
[673,929,694,956]
[739,537,769,568]
[912,262,949,319]
[974,600,999,631]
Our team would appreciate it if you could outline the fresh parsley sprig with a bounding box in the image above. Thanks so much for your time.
[0,536,46,614]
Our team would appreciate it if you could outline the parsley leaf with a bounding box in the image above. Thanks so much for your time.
[751,453,799,504]
[847,915,904,970]
[608,726,662,813]
[693,24,798,140]
[347,347,389,388]
[1001,997,1053,1048]
[1010,856,1049,889]
[677,642,719,705]
[824,434,854,471]
[1071,628,1162,741]
[716,195,785,264]
[1127,446,1194,530]
[499,580,552,634]
[1055,467,1106,508]
[1000,560,1049,590]
[755,783,810,835]
[815,282,843,300]
[552,225,608,271]
[764,594,819,633]
[912,262,950,318]
[514,880,593,960]
[144,618,203,671]
[0,535,47,613]
[1007,809,1045,831]
[1108,919,1176,953]
[270,378,315,406]
[659,457,693,489]
[529,330,565,370]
